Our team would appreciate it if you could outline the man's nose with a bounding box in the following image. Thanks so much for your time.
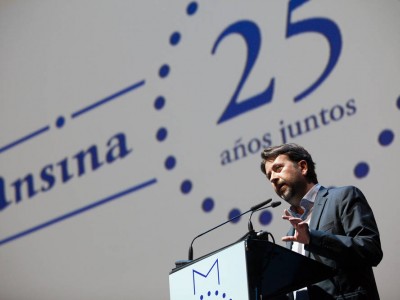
[270,172,278,184]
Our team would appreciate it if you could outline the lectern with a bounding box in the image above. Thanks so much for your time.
[169,237,335,299]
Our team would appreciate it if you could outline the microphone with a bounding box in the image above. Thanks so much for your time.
[250,199,272,211]
[270,201,281,208]
[188,199,272,261]
[248,201,282,233]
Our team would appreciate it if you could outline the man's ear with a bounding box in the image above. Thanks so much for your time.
[298,160,308,175]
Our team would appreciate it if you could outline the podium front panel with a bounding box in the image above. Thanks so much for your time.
[169,241,250,300]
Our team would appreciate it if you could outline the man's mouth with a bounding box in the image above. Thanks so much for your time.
[276,183,286,194]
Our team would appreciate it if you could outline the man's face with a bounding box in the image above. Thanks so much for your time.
[264,154,308,206]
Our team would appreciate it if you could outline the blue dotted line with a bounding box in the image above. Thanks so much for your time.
[155,2,211,204]
[353,95,398,179]
[154,1,274,227]
[199,289,232,299]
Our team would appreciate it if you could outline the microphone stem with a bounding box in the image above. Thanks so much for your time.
[188,207,252,260]
[248,210,255,232]
[187,200,279,261]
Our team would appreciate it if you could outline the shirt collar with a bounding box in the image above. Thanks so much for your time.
[302,183,321,204]
[289,184,321,219]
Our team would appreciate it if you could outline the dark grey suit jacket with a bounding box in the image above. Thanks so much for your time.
[283,186,383,300]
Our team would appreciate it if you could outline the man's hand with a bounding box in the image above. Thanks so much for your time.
[281,209,310,244]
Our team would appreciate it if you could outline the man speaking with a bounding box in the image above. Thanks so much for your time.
[260,143,382,300]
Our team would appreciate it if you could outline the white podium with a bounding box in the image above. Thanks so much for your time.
[169,240,250,300]
[169,238,335,300]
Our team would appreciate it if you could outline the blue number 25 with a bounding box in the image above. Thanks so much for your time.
[213,0,342,124]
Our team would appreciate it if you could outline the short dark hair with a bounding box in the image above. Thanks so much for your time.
[260,143,318,183]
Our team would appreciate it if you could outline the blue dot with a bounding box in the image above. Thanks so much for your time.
[156,127,168,141]
[223,293,226,298]
[228,208,241,223]
[55,116,65,128]
[215,290,219,296]
[200,296,203,300]
[154,96,165,110]
[170,32,181,46]
[396,95,400,110]
[378,129,394,146]
[181,180,192,194]
[159,64,170,78]
[354,162,369,179]
[187,2,198,15]
[165,156,176,170]
[207,291,211,296]
[202,198,214,212]
[259,210,273,225]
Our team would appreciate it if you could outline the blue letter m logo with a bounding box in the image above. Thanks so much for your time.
[192,259,220,295]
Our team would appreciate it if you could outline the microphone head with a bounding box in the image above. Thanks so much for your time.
[271,201,281,208]
[250,198,272,211]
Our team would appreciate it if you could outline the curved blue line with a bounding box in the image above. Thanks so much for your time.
[0,125,50,154]
[71,80,146,118]
[0,80,146,155]
[0,177,157,247]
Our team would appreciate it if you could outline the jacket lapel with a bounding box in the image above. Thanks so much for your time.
[305,187,328,257]
[309,186,329,231]
[286,187,329,256]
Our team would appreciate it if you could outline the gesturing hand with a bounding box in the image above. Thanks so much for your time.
[281,209,310,244]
